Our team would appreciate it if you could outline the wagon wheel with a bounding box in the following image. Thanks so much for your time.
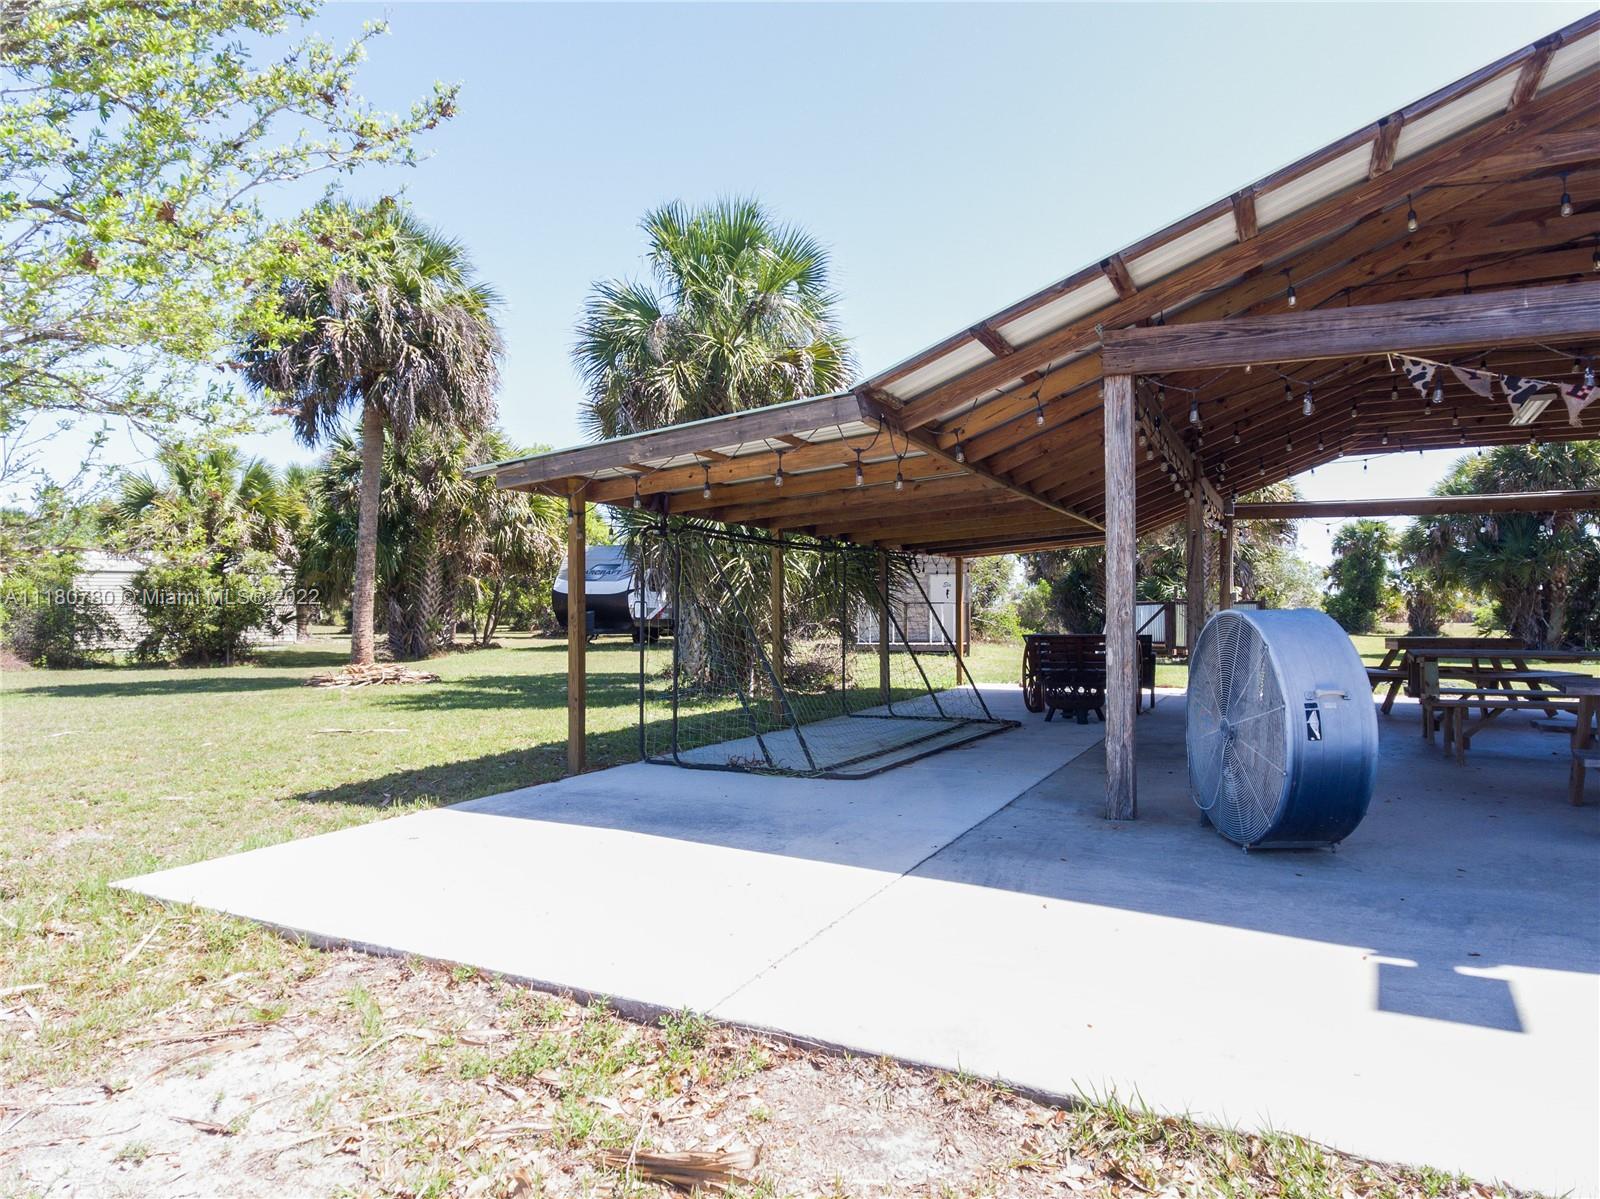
[1021,638,1045,712]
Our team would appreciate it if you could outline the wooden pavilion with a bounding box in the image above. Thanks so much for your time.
[475,15,1600,818]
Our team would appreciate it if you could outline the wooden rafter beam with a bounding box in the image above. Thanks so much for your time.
[1230,189,1258,242]
[1100,254,1137,300]
[968,321,1016,357]
[1232,490,1600,520]
[1369,114,1405,178]
[1509,36,1560,110]
[886,417,1105,531]
[1101,281,1600,373]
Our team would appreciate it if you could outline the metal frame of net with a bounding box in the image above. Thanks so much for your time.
[632,520,1016,778]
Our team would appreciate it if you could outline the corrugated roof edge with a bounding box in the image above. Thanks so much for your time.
[466,389,856,478]
[861,10,1599,395]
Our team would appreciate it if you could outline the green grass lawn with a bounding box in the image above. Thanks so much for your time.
[0,630,1535,1197]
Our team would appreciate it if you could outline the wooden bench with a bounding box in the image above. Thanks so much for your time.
[1426,689,1581,761]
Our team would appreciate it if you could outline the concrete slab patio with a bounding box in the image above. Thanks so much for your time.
[119,686,1600,1195]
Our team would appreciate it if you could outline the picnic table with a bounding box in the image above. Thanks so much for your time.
[1565,676,1600,806]
[1366,635,1528,714]
[1405,645,1600,767]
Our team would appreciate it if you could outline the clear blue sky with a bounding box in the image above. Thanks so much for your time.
[92,2,1600,563]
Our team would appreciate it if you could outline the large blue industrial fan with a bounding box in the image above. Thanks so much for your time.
[1187,608,1378,849]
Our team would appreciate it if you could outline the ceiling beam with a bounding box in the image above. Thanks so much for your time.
[1100,281,1600,374]
[1232,490,1600,520]
[888,418,1105,532]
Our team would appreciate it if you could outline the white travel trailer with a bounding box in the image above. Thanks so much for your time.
[553,545,671,639]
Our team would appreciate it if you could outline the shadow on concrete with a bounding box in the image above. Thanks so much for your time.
[413,695,1597,1032]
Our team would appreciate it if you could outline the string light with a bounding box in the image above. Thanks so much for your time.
[1301,388,1314,418]
[894,456,905,491]
[1316,433,1325,451]
[1381,430,1390,446]
[1258,459,1265,477]
[1283,381,1293,406]
[1189,396,1200,425]
[632,478,641,508]
[1585,361,1597,389]
[1032,389,1045,426]
[1559,172,1573,218]
[853,449,864,487]
[773,450,784,488]
[953,433,965,464]
[1388,385,1398,405]
[1284,269,1297,309]
[1405,194,1419,233]
[1232,423,1241,445]
[1429,384,1444,405]
[702,464,712,499]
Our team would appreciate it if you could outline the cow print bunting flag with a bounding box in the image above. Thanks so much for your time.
[1400,356,1437,397]
[1449,365,1497,401]
[1500,375,1544,414]
[1561,382,1595,427]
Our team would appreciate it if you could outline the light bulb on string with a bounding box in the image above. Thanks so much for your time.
[1189,396,1200,425]
[702,465,712,500]
[1033,389,1045,426]
[1284,270,1296,309]
[1381,430,1389,446]
[1232,423,1241,445]
[773,451,784,488]
[1429,385,1443,406]
[954,434,965,464]
[1559,172,1573,217]
[1405,194,1419,233]
[853,450,863,488]
[632,479,641,509]
[894,458,905,491]
[1302,389,1314,418]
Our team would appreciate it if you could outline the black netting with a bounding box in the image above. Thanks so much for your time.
[631,521,1014,778]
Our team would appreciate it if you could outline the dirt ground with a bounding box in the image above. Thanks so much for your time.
[0,950,1523,1199]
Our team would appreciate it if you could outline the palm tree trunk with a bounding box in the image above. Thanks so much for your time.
[351,399,385,665]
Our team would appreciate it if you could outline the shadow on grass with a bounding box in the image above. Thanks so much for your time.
[11,674,310,699]
[289,723,649,809]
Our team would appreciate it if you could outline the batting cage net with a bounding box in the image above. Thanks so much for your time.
[629,520,1014,779]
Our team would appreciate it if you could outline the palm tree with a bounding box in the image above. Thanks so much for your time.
[573,198,854,439]
[112,444,295,560]
[309,424,561,657]
[241,201,502,665]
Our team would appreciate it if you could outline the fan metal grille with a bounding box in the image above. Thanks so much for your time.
[1188,612,1289,845]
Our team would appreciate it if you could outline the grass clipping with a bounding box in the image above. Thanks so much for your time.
[305,663,442,688]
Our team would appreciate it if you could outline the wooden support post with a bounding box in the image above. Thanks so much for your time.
[1220,519,1236,611]
[1185,490,1209,648]
[1103,374,1137,821]
[953,556,967,684]
[770,538,785,719]
[566,495,586,775]
[878,551,891,701]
